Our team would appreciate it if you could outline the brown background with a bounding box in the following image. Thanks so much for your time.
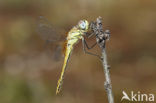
[0,0,156,103]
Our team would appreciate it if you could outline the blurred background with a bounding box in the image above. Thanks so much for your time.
[0,0,156,103]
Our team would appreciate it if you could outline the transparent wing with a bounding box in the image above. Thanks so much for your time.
[45,44,63,62]
[37,16,63,42]
[36,16,65,61]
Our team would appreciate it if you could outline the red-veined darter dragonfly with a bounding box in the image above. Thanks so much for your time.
[37,16,98,94]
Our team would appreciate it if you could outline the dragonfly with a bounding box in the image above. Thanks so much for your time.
[37,16,101,94]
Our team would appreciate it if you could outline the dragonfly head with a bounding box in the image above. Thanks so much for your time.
[78,20,89,32]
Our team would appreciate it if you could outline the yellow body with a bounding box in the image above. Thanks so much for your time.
[56,20,89,94]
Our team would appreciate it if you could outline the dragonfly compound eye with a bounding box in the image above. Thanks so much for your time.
[78,20,89,30]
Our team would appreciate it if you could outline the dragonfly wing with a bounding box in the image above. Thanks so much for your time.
[37,16,62,42]
[36,16,66,61]
[52,44,63,61]
[43,44,62,61]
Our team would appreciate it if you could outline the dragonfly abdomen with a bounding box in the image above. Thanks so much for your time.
[56,42,73,94]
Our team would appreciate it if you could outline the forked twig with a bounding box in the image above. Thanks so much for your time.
[90,17,114,103]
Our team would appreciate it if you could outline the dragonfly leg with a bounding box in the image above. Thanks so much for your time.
[87,32,95,38]
[83,38,97,50]
[82,37,102,60]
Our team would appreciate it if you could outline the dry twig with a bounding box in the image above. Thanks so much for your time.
[90,17,114,103]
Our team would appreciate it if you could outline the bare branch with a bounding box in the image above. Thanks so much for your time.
[90,17,114,103]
